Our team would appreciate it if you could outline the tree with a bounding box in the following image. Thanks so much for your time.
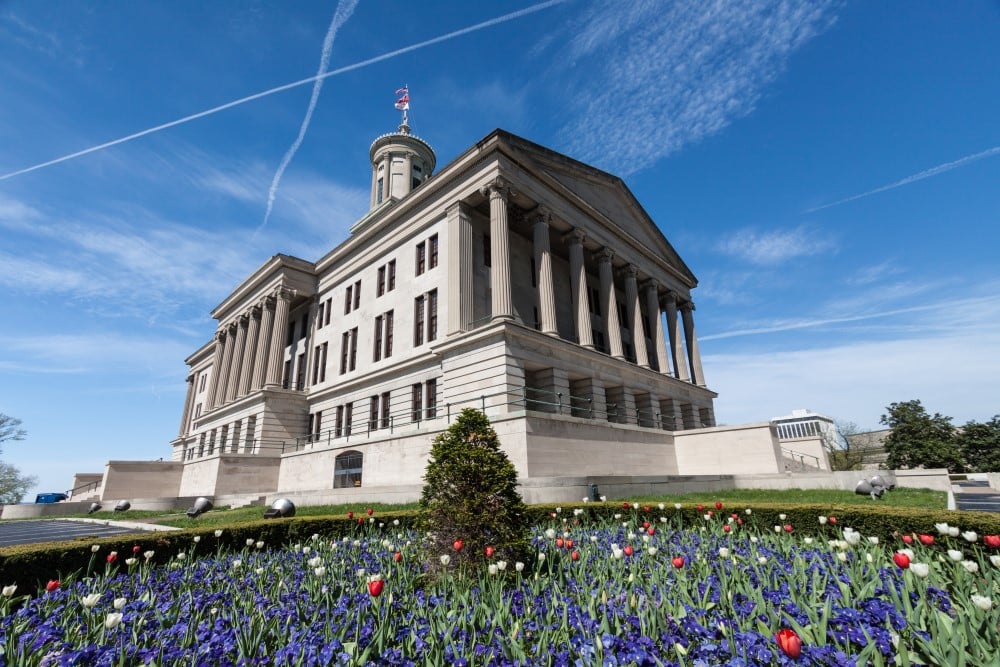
[880,400,963,472]
[957,415,1000,473]
[821,420,869,471]
[0,413,36,504]
[419,409,529,572]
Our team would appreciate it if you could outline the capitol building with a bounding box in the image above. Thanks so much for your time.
[73,120,826,506]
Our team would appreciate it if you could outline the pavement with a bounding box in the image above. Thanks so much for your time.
[0,518,176,548]
[952,479,1000,513]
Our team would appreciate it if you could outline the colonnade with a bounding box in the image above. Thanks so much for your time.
[476,178,706,386]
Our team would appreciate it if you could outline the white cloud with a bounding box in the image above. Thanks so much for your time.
[552,0,838,174]
[715,225,837,265]
[0,333,192,375]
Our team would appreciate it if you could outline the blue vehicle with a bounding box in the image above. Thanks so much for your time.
[35,493,68,504]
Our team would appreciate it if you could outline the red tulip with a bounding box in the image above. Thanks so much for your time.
[737,518,743,526]
[132,545,141,554]
[707,511,714,518]
[893,552,910,569]
[901,535,913,545]
[622,502,630,510]
[565,539,574,549]
[696,504,704,512]
[550,512,557,518]
[393,551,402,562]
[643,505,651,513]
[555,538,564,548]
[642,521,650,529]
[623,545,634,557]
[672,557,685,568]
[571,550,579,561]
[919,534,934,546]
[984,535,1000,548]
[46,580,60,592]
[784,524,793,533]
[366,508,373,516]
[484,546,495,558]
[368,579,384,597]
[453,539,464,552]
[357,518,363,525]
[775,628,802,659]
[828,517,837,525]
[723,525,731,533]
[347,511,354,519]
[647,527,655,536]
[715,501,723,510]
[106,552,117,564]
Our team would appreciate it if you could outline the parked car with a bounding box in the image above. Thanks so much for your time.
[34,493,68,504]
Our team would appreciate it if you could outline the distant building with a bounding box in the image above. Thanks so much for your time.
[845,429,891,469]
[771,408,834,471]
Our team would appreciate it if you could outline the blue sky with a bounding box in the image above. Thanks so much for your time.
[1,1,998,497]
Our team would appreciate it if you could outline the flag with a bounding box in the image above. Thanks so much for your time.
[395,85,409,111]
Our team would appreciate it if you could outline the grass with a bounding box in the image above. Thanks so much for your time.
[27,487,945,530]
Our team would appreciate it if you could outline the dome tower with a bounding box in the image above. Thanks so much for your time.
[368,88,436,211]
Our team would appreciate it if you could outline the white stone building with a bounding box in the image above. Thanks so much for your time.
[72,123,805,506]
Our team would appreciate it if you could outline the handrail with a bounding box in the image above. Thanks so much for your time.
[781,446,822,468]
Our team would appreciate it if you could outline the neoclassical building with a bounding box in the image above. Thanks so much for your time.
[85,122,774,504]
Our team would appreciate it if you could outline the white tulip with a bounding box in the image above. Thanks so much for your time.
[948,549,964,562]
[818,516,827,524]
[972,595,993,611]
[215,530,223,538]
[962,531,978,543]
[113,597,126,610]
[144,551,155,560]
[934,522,950,535]
[440,555,451,566]
[515,562,525,572]
[718,547,730,558]
[105,613,123,629]
[647,547,658,556]
[246,539,255,546]
[81,593,101,608]
[990,555,1000,568]
[488,564,498,575]
[962,561,979,574]
[193,536,201,544]
[910,562,930,578]
[2,584,17,597]
[948,527,960,538]
[674,503,682,510]
[779,514,787,521]
[868,537,879,545]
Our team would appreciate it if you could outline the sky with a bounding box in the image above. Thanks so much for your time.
[1,1,998,497]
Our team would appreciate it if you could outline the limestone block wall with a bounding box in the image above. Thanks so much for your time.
[780,436,831,471]
[179,457,222,497]
[70,473,103,500]
[100,461,184,501]
[213,456,282,496]
[673,422,782,475]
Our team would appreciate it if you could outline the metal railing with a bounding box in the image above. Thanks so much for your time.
[781,447,823,470]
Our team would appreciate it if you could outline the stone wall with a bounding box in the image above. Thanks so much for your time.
[673,423,782,475]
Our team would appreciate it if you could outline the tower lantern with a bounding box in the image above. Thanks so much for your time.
[368,86,436,211]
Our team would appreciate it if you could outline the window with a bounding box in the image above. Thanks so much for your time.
[483,235,492,267]
[377,266,386,296]
[194,403,202,419]
[349,327,357,371]
[369,396,379,431]
[374,315,383,362]
[593,330,606,353]
[376,177,384,204]
[353,280,361,311]
[412,177,421,190]
[388,260,396,291]
[427,289,438,342]
[428,234,439,268]
[335,405,344,437]
[296,352,306,389]
[380,391,390,428]
[301,314,309,339]
[426,378,438,418]
[374,312,393,361]
[220,425,228,453]
[384,310,394,358]
[344,284,352,314]
[414,295,425,346]
[319,342,327,383]
[312,343,328,384]
[312,411,322,442]
[317,302,325,329]
[245,416,256,453]
[199,374,207,392]
[340,328,358,374]
[411,383,423,422]
[198,433,206,458]
[325,298,332,326]
[533,306,540,330]
[231,421,241,453]
[334,450,363,488]
[416,242,426,275]
[208,429,216,456]
[283,359,292,388]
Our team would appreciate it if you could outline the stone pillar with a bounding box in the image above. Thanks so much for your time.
[622,265,648,367]
[252,297,275,390]
[380,154,391,203]
[481,179,514,322]
[302,297,318,388]
[205,332,225,411]
[596,248,624,359]
[403,151,413,193]
[225,315,248,403]
[532,210,558,336]
[179,374,195,437]
[661,398,684,430]
[564,229,593,349]
[446,201,474,334]
[214,323,237,406]
[570,377,606,419]
[643,280,671,375]
[265,287,294,388]
[239,306,262,396]
[681,301,706,386]
[663,293,690,382]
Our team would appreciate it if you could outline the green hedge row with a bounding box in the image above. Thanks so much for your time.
[3,502,998,597]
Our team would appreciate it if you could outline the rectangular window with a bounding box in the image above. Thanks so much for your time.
[388,260,396,291]
[296,352,306,389]
[283,359,292,388]
[384,310,394,358]
[344,403,352,435]
[313,411,322,441]
[376,177,384,204]
[199,374,207,392]
[374,315,383,362]
[369,396,379,431]
[316,302,325,329]
[335,405,344,437]
[426,378,438,419]
[193,403,202,420]
[245,416,256,452]
[416,242,426,275]
[301,313,309,339]
[483,235,492,267]
[414,295,425,346]
[353,280,361,310]
[312,345,322,384]
[325,298,332,326]
[380,391,391,428]
[340,331,349,374]
[220,425,228,452]
[377,266,386,296]
[429,234,439,268]
[349,327,357,371]
[208,429,216,456]
[533,306,540,330]
[427,289,438,342]
[411,383,423,422]
[319,342,327,383]
[344,285,352,314]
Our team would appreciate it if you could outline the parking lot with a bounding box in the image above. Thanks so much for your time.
[0,519,161,548]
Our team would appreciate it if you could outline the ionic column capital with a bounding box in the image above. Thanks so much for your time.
[562,228,586,246]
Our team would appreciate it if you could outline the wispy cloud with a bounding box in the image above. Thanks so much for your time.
[259,0,358,234]
[716,225,836,265]
[0,333,192,375]
[554,0,838,174]
[807,145,1000,212]
[845,260,903,287]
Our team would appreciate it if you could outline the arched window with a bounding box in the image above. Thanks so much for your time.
[334,450,363,488]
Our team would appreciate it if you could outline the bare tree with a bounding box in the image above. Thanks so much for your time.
[821,420,872,471]
[0,413,36,503]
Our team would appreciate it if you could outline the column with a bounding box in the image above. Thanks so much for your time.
[403,151,413,193]
[643,280,671,375]
[681,301,706,387]
[622,265,648,367]
[252,298,274,390]
[663,293,690,382]
[204,332,225,411]
[178,374,195,437]
[532,209,558,336]
[480,178,514,321]
[446,201,474,334]
[380,154,391,203]
[564,229,594,348]
[239,306,262,396]
[225,315,248,402]
[302,297,318,388]
[265,287,294,387]
[214,323,237,406]
[596,248,624,359]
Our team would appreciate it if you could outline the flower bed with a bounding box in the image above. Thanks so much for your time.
[2,506,999,665]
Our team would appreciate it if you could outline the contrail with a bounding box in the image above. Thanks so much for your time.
[0,0,567,183]
[258,0,359,235]
[807,145,1000,213]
